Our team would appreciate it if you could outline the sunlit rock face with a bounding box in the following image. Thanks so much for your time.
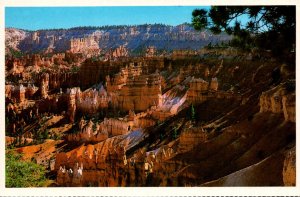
[66,109,156,144]
[282,93,295,122]
[5,85,13,99]
[55,136,177,186]
[105,45,128,60]
[113,73,162,112]
[259,82,295,122]
[6,84,27,103]
[26,84,38,98]
[10,58,26,75]
[5,28,27,55]
[145,46,156,57]
[210,77,218,91]
[75,86,109,114]
[66,119,109,143]
[186,77,210,104]
[282,147,296,186]
[106,65,163,112]
[40,73,49,99]
[67,88,77,123]
[54,141,134,186]
[66,86,109,122]
[106,63,143,92]
[69,36,101,57]
[151,83,188,121]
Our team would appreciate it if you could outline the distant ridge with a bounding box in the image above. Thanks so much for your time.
[5,23,231,55]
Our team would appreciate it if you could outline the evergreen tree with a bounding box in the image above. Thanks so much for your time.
[191,104,196,121]
[192,6,295,57]
[172,127,178,139]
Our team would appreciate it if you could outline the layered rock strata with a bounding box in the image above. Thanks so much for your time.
[115,73,162,111]
[259,82,295,122]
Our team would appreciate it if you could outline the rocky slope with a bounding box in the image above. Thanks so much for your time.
[5,24,230,55]
[5,28,27,54]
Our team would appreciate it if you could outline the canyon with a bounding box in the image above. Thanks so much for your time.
[5,25,295,187]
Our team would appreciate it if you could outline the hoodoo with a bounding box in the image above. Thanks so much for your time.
[5,6,295,188]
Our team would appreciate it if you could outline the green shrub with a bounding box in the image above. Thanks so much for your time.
[6,152,47,187]
[9,47,24,58]
[71,65,80,73]
[172,127,178,139]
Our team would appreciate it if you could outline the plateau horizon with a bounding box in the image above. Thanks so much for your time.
[5,6,208,31]
[5,23,195,32]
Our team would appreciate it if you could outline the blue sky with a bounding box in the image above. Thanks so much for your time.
[5,6,209,30]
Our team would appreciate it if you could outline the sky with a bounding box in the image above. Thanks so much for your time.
[5,6,209,30]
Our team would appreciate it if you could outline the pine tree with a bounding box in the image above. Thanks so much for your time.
[191,104,196,121]
[192,6,295,57]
